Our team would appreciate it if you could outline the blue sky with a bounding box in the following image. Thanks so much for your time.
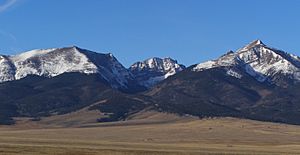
[0,0,300,67]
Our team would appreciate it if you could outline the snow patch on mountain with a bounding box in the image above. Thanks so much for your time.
[226,69,242,79]
[193,51,237,71]
[192,61,216,71]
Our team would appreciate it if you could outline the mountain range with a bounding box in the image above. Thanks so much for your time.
[1,40,300,125]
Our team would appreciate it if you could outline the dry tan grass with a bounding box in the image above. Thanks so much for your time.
[0,112,300,154]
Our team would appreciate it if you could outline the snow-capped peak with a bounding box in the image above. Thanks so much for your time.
[193,40,300,84]
[130,57,185,87]
[247,39,265,47]
[130,57,183,73]
[0,47,135,89]
[9,47,99,79]
[238,39,265,52]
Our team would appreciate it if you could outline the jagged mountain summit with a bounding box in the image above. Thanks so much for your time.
[130,57,185,87]
[0,46,138,90]
[192,40,300,86]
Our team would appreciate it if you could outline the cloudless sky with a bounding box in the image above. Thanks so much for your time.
[0,0,300,67]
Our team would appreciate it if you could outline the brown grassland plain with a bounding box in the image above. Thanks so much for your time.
[0,112,300,155]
